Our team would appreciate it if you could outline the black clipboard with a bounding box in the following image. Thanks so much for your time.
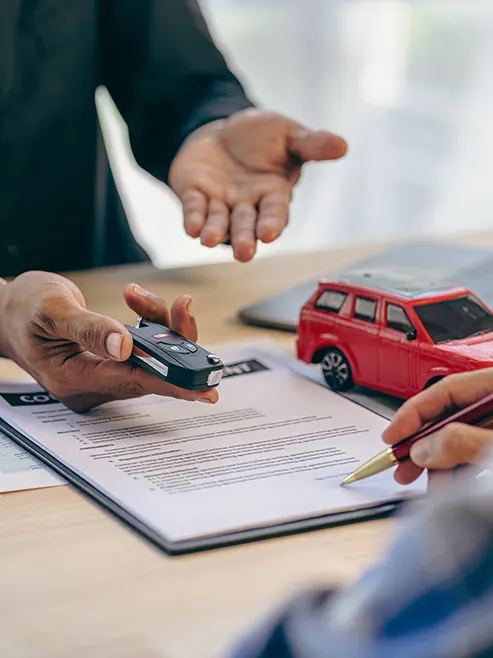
[0,415,402,555]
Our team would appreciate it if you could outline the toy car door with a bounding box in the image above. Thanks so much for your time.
[378,302,419,397]
[344,294,380,386]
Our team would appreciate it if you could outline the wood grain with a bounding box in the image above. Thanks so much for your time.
[1,231,490,658]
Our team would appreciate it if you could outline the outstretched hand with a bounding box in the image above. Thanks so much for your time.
[169,109,347,262]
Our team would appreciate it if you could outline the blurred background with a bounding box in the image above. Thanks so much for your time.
[98,0,493,268]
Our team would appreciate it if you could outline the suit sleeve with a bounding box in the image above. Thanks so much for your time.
[99,0,255,182]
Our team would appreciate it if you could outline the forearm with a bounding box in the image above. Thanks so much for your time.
[127,70,254,184]
[100,0,254,182]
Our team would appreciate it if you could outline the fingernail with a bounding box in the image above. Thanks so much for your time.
[131,283,147,297]
[106,332,123,360]
[186,297,194,319]
[132,283,159,300]
[411,442,430,467]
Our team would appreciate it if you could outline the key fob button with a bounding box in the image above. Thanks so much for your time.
[159,343,190,354]
[181,341,198,353]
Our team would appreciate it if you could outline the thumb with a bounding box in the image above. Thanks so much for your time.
[410,423,493,470]
[288,127,347,163]
[53,304,132,361]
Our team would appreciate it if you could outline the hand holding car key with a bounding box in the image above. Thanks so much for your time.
[125,316,224,391]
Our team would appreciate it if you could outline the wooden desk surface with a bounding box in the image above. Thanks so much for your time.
[0,232,490,658]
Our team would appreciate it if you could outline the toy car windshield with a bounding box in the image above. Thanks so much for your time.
[414,294,493,343]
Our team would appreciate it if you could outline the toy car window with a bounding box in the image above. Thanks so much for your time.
[315,290,347,313]
[387,304,414,333]
[414,294,493,343]
[354,297,377,323]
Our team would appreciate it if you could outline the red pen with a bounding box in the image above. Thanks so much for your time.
[341,392,493,485]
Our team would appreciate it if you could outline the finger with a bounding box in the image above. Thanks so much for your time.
[288,128,347,162]
[125,285,197,341]
[45,300,132,362]
[124,283,171,326]
[200,198,230,248]
[230,201,258,262]
[170,295,198,342]
[181,189,208,238]
[394,461,424,485]
[409,423,493,470]
[58,360,218,412]
[257,193,290,243]
[382,369,493,446]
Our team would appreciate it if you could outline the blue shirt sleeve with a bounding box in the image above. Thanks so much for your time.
[232,471,493,658]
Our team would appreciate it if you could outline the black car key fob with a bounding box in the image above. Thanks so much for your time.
[125,317,224,391]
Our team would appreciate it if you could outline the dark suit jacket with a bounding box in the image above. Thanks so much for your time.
[0,0,253,276]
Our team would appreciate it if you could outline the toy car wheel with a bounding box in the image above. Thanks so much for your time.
[424,376,444,389]
[321,349,353,392]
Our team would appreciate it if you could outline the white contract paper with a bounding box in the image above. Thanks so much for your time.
[0,430,63,493]
[0,344,425,550]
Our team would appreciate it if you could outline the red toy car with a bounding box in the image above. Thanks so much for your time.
[297,270,493,399]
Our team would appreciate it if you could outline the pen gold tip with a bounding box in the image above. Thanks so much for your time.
[340,447,398,486]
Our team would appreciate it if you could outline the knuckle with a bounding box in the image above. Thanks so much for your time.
[206,210,228,224]
[182,189,199,202]
[262,197,289,212]
[117,380,148,398]
[440,423,463,452]
[31,293,74,337]
[183,191,205,212]
[432,376,451,397]
[230,226,254,241]
[73,320,98,347]
[233,209,256,223]
[234,200,256,213]
[208,198,228,213]
[33,296,64,328]
[33,306,59,335]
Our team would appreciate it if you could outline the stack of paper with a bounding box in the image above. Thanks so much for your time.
[0,344,425,552]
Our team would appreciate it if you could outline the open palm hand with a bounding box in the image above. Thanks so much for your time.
[169,109,347,262]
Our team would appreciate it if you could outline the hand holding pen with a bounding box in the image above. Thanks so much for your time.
[342,369,493,486]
